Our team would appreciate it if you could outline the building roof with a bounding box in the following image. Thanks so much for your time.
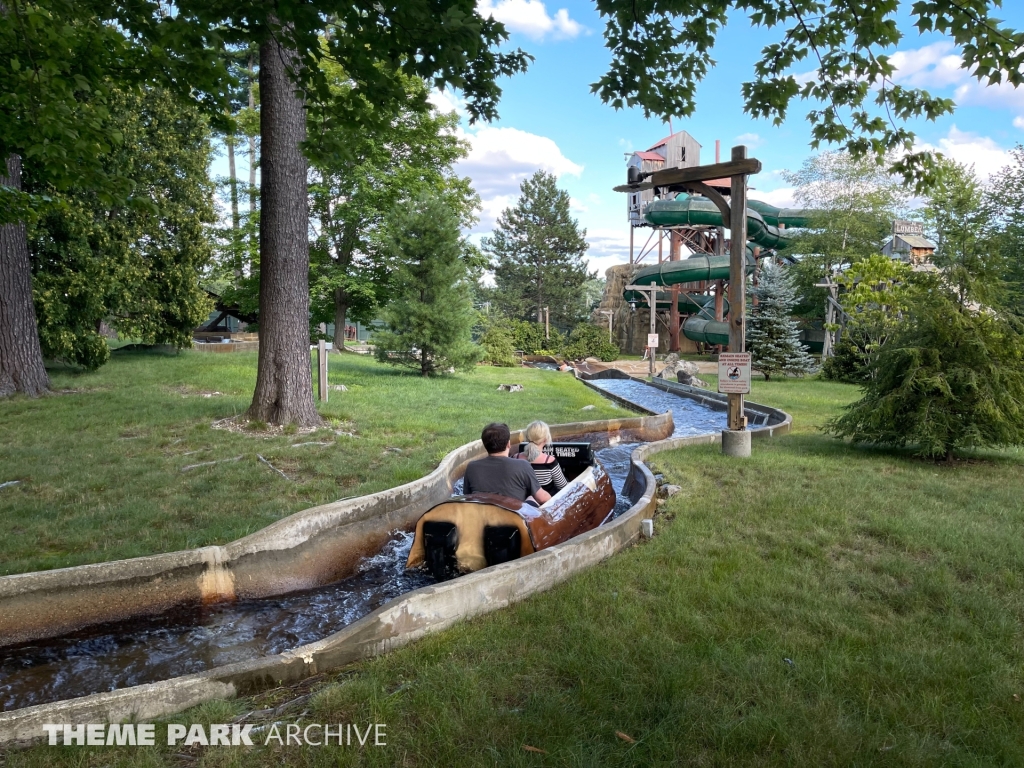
[646,131,700,150]
[897,234,936,249]
[634,151,665,162]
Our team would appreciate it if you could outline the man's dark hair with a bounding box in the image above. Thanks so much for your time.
[481,422,511,454]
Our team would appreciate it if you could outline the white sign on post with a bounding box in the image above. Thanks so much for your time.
[647,333,659,348]
[718,353,751,394]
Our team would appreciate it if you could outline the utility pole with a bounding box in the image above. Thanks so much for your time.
[544,307,550,340]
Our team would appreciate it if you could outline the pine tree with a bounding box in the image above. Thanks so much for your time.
[373,194,481,376]
[746,264,816,381]
[483,171,593,326]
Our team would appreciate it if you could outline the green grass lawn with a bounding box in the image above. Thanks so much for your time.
[0,349,622,575]
[6,366,1024,766]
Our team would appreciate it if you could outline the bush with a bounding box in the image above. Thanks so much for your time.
[821,330,871,383]
[826,287,1024,460]
[479,323,518,367]
[563,323,619,362]
[508,319,564,355]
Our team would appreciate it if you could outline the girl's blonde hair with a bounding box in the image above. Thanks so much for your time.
[523,421,552,461]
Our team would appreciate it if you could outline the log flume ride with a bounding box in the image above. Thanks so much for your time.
[407,443,616,579]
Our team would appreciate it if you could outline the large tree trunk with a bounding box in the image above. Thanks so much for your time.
[0,155,50,397]
[245,33,321,427]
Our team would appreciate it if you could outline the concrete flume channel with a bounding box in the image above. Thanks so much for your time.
[0,376,790,745]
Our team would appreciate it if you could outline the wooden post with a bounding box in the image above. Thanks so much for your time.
[649,280,657,378]
[668,230,681,352]
[545,307,550,340]
[728,146,747,432]
[317,339,328,403]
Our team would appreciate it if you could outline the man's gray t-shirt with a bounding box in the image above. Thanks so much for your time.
[462,456,540,501]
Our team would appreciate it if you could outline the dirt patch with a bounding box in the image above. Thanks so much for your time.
[167,385,225,398]
[211,415,322,439]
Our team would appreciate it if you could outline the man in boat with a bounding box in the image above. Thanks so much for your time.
[463,423,552,505]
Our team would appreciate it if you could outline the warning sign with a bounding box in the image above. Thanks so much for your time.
[647,333,659,348]
[718,353,751,394]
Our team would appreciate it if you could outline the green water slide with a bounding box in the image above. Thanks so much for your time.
[643,195,814,250]
[624,279,731,315]
[624,195,816,348]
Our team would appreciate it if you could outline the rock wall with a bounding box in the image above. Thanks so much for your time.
[591,264,698,356]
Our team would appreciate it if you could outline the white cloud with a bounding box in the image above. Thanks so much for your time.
[953,78,1024,114]
[917,125,1011,180]
[477,0,584,40]
[753,187,798,209]
[584,228,633,274]
[456,125,584,232]
[569,197,588,212]
[1015,116,1024,130]
[734,132,763,150]
[889,43,1024,117]
[428,89,466,116]
[890,42,966,88]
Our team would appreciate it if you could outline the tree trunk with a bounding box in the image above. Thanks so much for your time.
[227,133,241,284]
[247,53,258,267]
[245,33,321,427]
[332,287,348,351]
[0,155,50,397]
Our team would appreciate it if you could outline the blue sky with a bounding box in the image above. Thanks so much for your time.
[436,0,1024,276]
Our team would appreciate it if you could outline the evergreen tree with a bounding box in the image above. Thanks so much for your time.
[373,194,481,376]
[307,65,475,351]
[746,264,815,381]
[484,171,593,326]
[826,282,1024,461]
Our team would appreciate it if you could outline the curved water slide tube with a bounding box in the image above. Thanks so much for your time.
[627,195,815,345]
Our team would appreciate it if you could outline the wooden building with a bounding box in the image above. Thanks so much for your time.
[625,131,702,226]
[881,220,936,265]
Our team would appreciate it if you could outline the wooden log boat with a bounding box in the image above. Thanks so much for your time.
[406,442,616,579]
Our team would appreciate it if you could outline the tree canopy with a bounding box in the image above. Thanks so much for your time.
[782,151,909,317]
[27,88,215,369]
[826,280,1024,460]
[988,144,1024,318]
[923,158,1005,311]
[308,63,475,349]
[594,0,1024,186]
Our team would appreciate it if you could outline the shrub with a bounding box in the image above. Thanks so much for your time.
[826,288,1024,460]
[508,319,563,355]
[479,323,518,367]
[563,323,619,362]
